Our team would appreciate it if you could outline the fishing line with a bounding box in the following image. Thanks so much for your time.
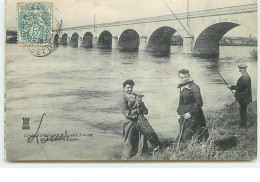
[162,0,192,37]
[196,49,235,95]
[162,0,235,95]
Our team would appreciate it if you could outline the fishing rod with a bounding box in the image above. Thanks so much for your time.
[197,49,235,95]
[162,0,192,37]
[162,0,235,95]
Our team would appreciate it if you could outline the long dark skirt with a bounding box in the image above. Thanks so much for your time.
[176,113,209,143]
[122,120,148,159]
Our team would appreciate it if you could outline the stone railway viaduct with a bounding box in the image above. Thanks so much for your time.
[54,3,257,58]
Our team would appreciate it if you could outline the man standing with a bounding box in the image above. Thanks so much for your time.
[229,64,252,128]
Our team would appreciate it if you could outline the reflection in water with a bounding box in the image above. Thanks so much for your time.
[5,44,257,158]
[98,47,112,51]
[98,49,112,56]
[148,49,171,58]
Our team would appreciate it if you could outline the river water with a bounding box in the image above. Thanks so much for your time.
[5,44,257,160]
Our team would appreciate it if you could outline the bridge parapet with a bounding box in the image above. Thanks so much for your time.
[59,3,257,31]
[55,3,257,58]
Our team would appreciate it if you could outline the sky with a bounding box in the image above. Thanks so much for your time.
[5,0,257,36]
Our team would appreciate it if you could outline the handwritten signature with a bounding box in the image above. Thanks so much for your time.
[28,113,71,144]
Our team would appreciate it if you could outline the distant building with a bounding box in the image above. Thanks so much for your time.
[220,37,257,46]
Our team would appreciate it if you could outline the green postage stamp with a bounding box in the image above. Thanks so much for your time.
[17,2,53,45]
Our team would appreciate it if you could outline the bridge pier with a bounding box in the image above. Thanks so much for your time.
[182,36,194,54]
[67,37,71,45]
[58,37,62,45]
[139,36,147,51]
[92,36,98,48]
[112,36,118,49]
[78,37,83,47]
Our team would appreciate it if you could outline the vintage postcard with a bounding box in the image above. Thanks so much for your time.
[5,0,257,161]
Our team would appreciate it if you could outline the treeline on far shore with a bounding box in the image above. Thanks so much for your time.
[219,37,257,46]
[6,30,258,47]
[171,35,257,46]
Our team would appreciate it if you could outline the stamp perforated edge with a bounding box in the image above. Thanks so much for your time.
[16,1,54,47]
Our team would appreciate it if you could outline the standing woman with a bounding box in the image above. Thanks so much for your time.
[120,79,148,159]
[176,69,209,143]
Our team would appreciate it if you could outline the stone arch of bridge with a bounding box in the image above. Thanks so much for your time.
[147,26,177,53]
[98,30,113,49]
[71,32,79,47]
[54,34,59,45]
[61,33,68,45]
[194,22,240,58]
[118,29,140,51]
[82,32,93,48]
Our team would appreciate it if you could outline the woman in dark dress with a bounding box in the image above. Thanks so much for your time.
[120,80,148,159]
[176,69,209,143]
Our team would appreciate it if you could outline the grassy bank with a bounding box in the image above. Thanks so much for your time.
[108,101,257,161]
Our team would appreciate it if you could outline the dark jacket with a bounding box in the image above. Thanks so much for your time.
[176,81,208,142]
[120,92,148,121]
[231,72,252,104]
[177,81,203,117]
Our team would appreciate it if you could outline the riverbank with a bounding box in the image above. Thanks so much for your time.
[107,101,257,161]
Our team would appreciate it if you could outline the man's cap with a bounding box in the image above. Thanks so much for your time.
[238,64,247,69]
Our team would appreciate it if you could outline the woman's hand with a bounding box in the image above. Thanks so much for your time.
[183,112,191,119]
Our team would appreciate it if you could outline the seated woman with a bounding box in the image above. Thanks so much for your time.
[120,79,148,159]
[176,69,209,143]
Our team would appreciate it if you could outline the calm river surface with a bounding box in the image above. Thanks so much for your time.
[5,44,257,160]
